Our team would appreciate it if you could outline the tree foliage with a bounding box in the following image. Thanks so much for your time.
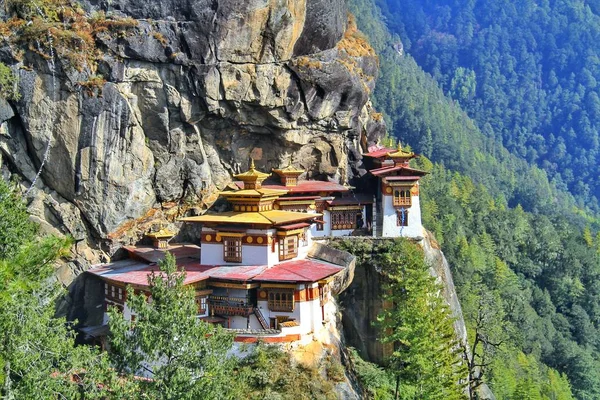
[378,0,600,210]
[334,239,467,400]
[107,252,237,400]
[0,178,111,399]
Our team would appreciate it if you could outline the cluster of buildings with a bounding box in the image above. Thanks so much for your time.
[82,145,427,345]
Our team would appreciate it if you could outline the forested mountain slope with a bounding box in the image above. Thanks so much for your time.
[348,0,600,398]
[378,0,600,211]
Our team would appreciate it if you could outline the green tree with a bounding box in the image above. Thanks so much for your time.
[0,178,111,399]
[375,239,467,400]
[0,178,36,259]
[108,252,238,400]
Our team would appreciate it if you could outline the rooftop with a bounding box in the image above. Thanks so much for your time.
[180,210,322,226]
[87,253,344,287]
[262,180,349,193]
[363,147,395,158]
[370,165,428,177]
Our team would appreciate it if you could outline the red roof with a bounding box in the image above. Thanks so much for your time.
[278,222,311,230]
[363,147,395,158]
[88,255,343,287]
[276,195,320,201]
[254,259,343,282]
[87,258,214,287]
[262,180,349,193]
[370,165,428,177]
[125,244,200,264]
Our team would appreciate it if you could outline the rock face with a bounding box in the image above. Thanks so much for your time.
[339,233,470,365]
[0,0,384,280]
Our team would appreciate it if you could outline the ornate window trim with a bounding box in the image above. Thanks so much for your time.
[223,237,242,262]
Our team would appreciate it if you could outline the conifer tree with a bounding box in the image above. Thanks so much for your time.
[375,239,467,400]
[108,252,238,400]
[0,178,111,399]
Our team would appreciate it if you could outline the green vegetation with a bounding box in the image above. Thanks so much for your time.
[379,0,600,210]
[349,0,585,220]
[418,161,588,399]
[107,252,237,399]
[0,0,137,73]
[0,176,348,399]
[0,178,110,399]
[236,345,342,400]
[334,239,467,399]
[0,62,20,100]
[348,0,600,397]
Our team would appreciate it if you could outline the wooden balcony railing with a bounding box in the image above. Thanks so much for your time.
[208,295,254,317]
[268,300,294,312]
[393,197,411,207]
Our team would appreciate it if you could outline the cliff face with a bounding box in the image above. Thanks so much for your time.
[339,232,469,365]
[0,0,384,281]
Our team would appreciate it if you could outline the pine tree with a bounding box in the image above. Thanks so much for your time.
[375,239,467,400]
[108,252,239,400]
[0,178,111,399]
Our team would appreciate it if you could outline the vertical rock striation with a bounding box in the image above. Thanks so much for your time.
[0,0,385,280]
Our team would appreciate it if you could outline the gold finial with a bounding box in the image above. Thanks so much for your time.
[249,158,256,171]
[397,142,402,151]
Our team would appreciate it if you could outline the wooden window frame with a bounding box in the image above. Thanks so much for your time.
[223,237,242,262]
[393,187,412,207]
[279,235,298,261]
[331,210,359,230]
[268,290,295,312]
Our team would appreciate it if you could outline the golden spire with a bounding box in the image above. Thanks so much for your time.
[388,143,415,162]
[273,162,304,187]
[234,158,270,189]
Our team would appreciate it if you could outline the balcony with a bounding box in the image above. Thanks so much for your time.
[393,197,411,207]
[208,295,254,317]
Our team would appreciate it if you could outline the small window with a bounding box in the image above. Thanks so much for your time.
[316,222,324,231]
[396,209,409,227]
[278,235,298,261]
[393,187,412,206]
[196,296,207,314]
[268,290,295,312]
[223,237,242,262]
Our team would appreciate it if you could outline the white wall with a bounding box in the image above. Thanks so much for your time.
[381,194,423,238]
[200,242,270,265]
[311,208,367,237]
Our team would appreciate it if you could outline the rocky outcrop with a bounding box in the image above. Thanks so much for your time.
[0,1,385,281]
[338,233,470,365]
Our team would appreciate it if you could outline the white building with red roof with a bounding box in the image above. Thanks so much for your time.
[363,144,428,238]
[86,161,354,345]
[84,147,426,345]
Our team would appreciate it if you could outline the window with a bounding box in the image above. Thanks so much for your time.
[316,222,324,231]
[331,210,359,230]
[279,235,298,261]
[393,188,412,206]
[223,237,242,262]
[268,290,295,312]
[396,209,409,226]
[196,296,207,314]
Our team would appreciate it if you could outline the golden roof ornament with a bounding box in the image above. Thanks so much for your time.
[387,143,415,160]
[234,158,270,189]
[273,162,304,187]
[146,224,175,249]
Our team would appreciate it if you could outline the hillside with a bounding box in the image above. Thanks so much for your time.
[378,0,600,211]
[349,0,600,398]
